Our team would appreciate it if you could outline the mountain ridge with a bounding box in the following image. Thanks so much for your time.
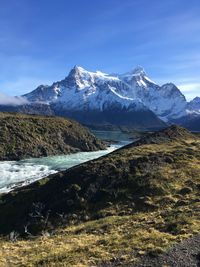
[23,65,187,122]
[0,65,199,130]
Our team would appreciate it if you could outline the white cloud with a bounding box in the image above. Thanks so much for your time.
[178,83,200,92]
[0,92,29,106]
[177,83,200,101]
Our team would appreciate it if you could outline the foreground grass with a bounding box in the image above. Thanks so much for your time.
[0,209,199,267]
[0,127,200,266]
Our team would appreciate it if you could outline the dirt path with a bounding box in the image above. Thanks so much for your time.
[99,235,200,267]
[134,234,200,267]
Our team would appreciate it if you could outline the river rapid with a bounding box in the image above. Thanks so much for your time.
[0,131,133,193]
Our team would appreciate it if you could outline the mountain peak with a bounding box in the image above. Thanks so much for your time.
[187,96,200,114]
[191,96,200,102]
[132,66,146,75]
[67,65,88,80]
[22,65,191,122]
[70,65,86,74]
[73,65,86,72]
[161,83,177,89]
[121,66,146,79]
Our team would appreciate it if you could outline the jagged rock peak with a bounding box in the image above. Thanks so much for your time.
[121,66,146,77]
[161,83,179,90]
[131,66,146,75]
[68,65,85,76]
[190,96,200,103]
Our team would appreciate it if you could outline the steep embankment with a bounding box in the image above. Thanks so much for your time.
[0,112,106,160]
[0,126,200,266]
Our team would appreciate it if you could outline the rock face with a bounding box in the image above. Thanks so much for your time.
[0,112,106,160]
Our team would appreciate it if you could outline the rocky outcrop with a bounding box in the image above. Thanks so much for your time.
[0,112,106,160]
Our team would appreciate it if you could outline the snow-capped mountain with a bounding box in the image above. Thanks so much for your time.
[187,97,200,115]
[23,65,187,122]
[116,67,187,121]
[24,66,145,112]
[171,97,200,131]
[2,65,199,130]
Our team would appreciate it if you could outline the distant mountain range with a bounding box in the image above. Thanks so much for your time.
[0,66,200,130]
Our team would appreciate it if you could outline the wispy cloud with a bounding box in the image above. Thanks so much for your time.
[0,92,29,106]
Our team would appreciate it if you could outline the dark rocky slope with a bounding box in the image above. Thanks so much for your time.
[0,125,200,266]
[0,112,106,160]
[52,107,167,131]
[0,103,54,116]
[173,114,200,132]
[0,103,167,131]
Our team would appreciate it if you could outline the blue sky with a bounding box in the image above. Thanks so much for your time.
[0,0,200,100]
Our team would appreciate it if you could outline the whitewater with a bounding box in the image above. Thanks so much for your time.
[0,137,130,194]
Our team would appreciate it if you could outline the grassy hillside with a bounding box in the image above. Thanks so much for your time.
[0,126,200,266]
[0,112,106,160]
